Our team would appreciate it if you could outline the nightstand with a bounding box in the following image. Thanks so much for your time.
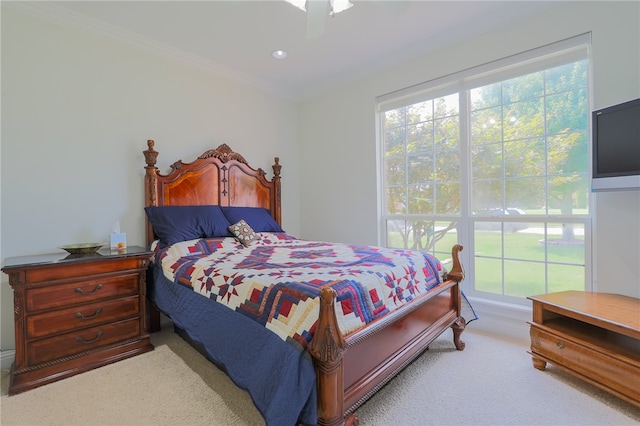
[2,246,154,395]
[528,291,640,407]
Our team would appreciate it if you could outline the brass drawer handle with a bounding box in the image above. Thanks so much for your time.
[74,284,103,295]
[76,330,104,344]
[75,307,103,320]
[556,341,565,349]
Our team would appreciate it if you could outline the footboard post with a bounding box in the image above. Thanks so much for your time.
[447,245,466,350]
[308,287,348,426]
[446,244,464,283]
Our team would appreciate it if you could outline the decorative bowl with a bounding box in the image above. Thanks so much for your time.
[60,243,103,255]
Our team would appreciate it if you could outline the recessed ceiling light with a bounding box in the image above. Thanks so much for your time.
[272,50,288,60]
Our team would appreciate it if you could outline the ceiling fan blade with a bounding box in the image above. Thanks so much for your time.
[306,0,327,39]
[329,0,353,16]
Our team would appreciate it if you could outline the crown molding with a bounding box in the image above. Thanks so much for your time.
[3,2,297,101]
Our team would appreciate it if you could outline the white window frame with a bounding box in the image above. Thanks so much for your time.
[376,33,593,308]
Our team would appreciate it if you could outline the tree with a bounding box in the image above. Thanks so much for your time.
[384,60,589,249]
[384,96,461,251]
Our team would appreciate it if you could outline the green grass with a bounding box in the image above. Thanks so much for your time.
[389,229,585,297]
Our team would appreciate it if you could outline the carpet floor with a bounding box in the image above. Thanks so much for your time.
[2,326,639,425]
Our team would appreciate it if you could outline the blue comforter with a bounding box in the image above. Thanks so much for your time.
[150,263,317,425]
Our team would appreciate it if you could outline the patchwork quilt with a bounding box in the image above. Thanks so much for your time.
[153,232,443,352]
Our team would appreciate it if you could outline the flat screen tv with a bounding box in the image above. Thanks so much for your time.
[591,98,640,192]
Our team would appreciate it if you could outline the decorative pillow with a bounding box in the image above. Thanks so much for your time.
[144,205,232,246]
[228,220,257,247]
[221,206,284,232]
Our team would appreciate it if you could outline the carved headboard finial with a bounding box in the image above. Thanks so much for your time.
[273,157,282,179]
[199,143,248,164]
[144,139,159,168]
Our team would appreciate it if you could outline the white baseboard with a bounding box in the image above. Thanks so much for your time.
[466,297,531,345]
[1,350,15,371]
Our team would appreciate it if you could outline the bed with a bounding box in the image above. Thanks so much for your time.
[142,140,470,426]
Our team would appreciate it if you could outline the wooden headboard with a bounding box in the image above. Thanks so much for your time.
[143,140,282,246]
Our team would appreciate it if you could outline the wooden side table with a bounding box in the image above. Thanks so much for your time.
[528,291,640,407]
[2,246,154,395]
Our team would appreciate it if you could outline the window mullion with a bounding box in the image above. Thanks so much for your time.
[378,38,591,304]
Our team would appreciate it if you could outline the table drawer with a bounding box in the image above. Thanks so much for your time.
[27,317,141,365]
[26,273,139,311]
[530,326,640,401]
[27,295,140,339]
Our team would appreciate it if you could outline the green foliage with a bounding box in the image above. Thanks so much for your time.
[383,60,589,252]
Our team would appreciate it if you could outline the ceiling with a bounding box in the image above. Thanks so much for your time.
[9,1,564,100]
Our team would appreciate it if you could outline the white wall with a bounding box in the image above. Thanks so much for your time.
[1,8,301,355]
[2,2,639,356]
[297,2,640,338]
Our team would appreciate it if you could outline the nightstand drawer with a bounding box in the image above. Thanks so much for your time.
[23,257,148,283]
[27,317,141,365]
[27,295,140,339]
[26,273,139,312]
[530,326,639,400]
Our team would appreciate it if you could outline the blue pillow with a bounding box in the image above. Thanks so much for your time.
[221,206,284,232]
[145,205,232,246]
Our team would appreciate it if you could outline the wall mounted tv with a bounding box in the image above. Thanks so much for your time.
[591,97,640,192]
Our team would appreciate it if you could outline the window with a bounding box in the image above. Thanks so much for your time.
[377,35,591,305]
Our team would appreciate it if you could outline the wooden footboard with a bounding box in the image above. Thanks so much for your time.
[309,245,466,426]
